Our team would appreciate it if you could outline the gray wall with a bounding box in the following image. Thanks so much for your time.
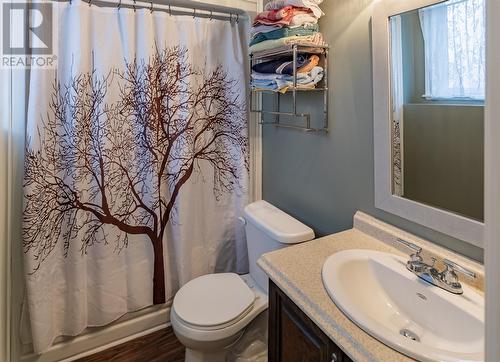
[261,0,483,262]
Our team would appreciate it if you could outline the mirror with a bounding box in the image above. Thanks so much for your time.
[389,0,485,222]
[372,0,485,247]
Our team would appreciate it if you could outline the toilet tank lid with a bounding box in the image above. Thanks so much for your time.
[244,200,315,244]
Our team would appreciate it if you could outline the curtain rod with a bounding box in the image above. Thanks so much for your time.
[52,0,249,21]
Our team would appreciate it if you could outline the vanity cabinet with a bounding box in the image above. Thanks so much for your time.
[269,280,353,362]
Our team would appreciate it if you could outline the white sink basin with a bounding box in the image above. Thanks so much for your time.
[322,249,484,362]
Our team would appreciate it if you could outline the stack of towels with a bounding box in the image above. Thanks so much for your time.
[250,0,325,92]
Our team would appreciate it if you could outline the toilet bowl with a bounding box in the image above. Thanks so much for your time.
[171,273,267,362]
[171,200,315,362]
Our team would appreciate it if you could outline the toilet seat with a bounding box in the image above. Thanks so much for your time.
[170,273,269,355]
[173,273,256,331]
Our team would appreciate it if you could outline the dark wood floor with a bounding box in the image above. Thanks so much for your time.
[76,327,185,362]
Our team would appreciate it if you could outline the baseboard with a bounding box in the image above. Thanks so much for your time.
[20,305,171,362]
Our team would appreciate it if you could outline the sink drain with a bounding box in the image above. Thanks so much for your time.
[400,328,420,342]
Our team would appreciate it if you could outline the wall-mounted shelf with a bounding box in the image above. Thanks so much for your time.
[250,44,329,133]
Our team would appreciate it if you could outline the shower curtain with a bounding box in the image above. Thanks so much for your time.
[22,0,249,353]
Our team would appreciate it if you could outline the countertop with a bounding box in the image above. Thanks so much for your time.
[257,211,484,362]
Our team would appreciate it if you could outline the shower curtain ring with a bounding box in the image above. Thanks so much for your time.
[236,13,239,23]
[168,5,172,15]
[192,8,196,18]
[118,0,121,9]
[150,0,153,13]
[210,10,213,20]
[133,0,136,12]
[88,0,91,7]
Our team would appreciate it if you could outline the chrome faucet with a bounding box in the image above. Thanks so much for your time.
[396,238,476,294]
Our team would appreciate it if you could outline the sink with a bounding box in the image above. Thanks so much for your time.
[322,249,484,362]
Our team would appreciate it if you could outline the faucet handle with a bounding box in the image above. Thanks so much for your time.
[396,239,425,273]
[396,238,422,258]
[442,259,476,279]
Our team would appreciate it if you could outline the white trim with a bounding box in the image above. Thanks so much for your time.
[372,0,484,247]
[484,0,500,359]
[249,103,263,202]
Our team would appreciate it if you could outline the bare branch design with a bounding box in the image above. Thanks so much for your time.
[23,47,248,304]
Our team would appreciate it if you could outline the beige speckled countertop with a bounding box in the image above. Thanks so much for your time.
[257,212,484,362]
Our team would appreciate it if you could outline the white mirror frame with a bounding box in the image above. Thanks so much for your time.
[372,0,484,248]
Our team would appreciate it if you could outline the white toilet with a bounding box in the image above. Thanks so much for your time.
[170,200,315,362]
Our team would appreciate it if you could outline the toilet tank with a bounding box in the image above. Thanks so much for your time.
[243,200,315,293]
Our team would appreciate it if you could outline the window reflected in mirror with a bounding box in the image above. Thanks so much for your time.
[389,0,485,222]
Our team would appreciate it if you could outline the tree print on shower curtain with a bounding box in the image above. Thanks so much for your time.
[23,47,248,304]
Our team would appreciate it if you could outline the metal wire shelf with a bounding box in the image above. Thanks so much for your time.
[250,44,329,133]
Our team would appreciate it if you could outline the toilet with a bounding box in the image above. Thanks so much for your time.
[170,200,315,362]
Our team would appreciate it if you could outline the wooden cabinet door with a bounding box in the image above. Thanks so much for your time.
[269,280,351,362]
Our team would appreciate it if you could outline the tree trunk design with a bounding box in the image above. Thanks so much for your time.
[152,237,166,304]
[23,47,248,304]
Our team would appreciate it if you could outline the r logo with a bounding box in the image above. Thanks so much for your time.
[2,2,53,55]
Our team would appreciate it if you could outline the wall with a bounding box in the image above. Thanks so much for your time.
[261,0,483,261]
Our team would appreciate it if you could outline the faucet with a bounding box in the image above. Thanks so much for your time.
[396,238,476,295]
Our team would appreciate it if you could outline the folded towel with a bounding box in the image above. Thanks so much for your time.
[265,0,324,18]
[251,73,283,81]
[250,44,325,58]
[250,24,319,46]
[251,65,323,81]
[251,24,283,37]
[252,54,309,75]
[251,77,322,93]
[297,54,319,73]
[277,67,324,92]
[249,33,325,54]
[250,21,317,37]
[251,66,324,92]
[251,78,279,88]
[253,6,294,23]
[288,13,318,27]
[253,7,313,26]
[251,70,317,81]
